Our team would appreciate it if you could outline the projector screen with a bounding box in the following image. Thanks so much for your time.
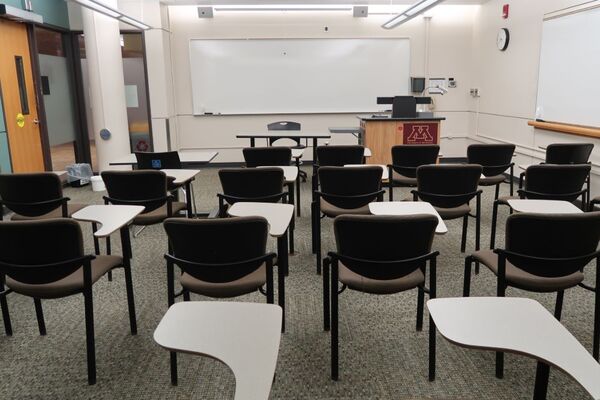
[189,38,411,115]
[536,7,600,128]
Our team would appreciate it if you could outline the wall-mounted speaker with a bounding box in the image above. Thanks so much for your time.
[197,7,213,18]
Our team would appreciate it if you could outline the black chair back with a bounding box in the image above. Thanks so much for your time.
[102,170,169,213]
[0,219,86,284]
[164,216,269,282]
[334,214,437,280]
[545,143,594,164]
[243,147,292,167]
[504,212,600,277]
[523,164,590,202]
[317,145,364,167]
[267,121,301,146]
[391,145,440,178]
[467,144,515,177]
[218,168,285,205]
[319,166,382,209]
[0,173,65,217]
[416,164,482,208]
[135,151,182,169]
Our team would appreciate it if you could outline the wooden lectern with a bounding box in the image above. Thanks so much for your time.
[358,116,445,165]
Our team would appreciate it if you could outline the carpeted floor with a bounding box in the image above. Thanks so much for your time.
[0,167,595,399]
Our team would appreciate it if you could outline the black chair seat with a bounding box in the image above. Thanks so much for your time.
[180,264,266,298]
[391,171,417,186]
[6,255,123,299]
[320,198,371,217]
[479,174,505,186]
[433,203,471,220]
[134,202,186,225]
[472,249,584,292]
[339,263,424,295]
[11,203,87,220]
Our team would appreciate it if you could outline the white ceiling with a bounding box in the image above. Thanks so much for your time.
[161,0,488,5]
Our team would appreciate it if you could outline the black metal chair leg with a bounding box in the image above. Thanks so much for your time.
[416,287,424,331]
[183,290,190,302]
[83,288,97,385]
[463,256,472,297]
[429,315,436,382]
[460,215,468,253]
[494,184,500,200]
[316,208,322,275]
[323,258,330,331]
[594,257,600,360]
[554,290,564,320]
[311,201,317,254]
[170,351,178,385]
[331,260,339,381]
[34,298,46,336]
[0,294,11,336]
[124,265,137,335]
[533,361,550,400]
[490,201,499,249]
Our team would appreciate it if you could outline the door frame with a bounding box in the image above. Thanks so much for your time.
[29,23,92,170]
[71,29,154,155]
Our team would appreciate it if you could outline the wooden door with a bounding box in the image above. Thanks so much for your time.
[0,19,45,172]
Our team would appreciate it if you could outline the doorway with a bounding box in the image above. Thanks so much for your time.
[77,31,153,171]
[0,19,45,172]
[35,26,81,172]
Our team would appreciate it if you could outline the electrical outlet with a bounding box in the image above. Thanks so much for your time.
[470,88,480,98]
[448,78,457,88]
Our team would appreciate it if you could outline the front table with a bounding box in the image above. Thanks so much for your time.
[228,202,294,331]
[109,151,218,167]
[428,297,600,400]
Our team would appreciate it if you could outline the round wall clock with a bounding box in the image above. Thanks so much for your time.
[497,28,510,51]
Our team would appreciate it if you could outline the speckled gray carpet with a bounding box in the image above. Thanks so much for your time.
[0,167,596,399]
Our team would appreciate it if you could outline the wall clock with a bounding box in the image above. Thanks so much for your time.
[497,28,510,51]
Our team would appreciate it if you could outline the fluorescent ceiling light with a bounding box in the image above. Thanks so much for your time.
[406,0,439,16]
[213,4,353,12]
[118,14,151,30]
[69,0,151,29]
[382,0,445,29]
[72,0,120,18]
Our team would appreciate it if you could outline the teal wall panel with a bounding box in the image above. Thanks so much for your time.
[2,0,70,29]
[0,94,12,173]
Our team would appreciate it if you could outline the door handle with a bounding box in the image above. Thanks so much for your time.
[33,118,39,124]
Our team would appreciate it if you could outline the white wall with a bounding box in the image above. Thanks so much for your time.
[470,0,600,196]
[167,5,479,162]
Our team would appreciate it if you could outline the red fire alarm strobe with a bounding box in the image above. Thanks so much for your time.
[502,4,509,19]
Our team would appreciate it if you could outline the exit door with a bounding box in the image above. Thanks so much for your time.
[0,19,45,172]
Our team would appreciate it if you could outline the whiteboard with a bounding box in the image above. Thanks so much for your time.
[189,38,410,115]
[536,7,600,128]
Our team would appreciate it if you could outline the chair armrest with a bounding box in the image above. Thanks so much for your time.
[327,250,440,266]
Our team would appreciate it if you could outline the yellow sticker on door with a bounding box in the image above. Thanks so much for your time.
[16,113,25,128]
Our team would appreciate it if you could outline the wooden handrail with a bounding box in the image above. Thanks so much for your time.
[528,120,600,139]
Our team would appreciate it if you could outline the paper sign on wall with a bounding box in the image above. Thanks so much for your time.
[125,85,139,108]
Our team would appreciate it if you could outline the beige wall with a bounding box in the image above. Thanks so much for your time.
[470,0,600,195]
[167,5,479,162]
